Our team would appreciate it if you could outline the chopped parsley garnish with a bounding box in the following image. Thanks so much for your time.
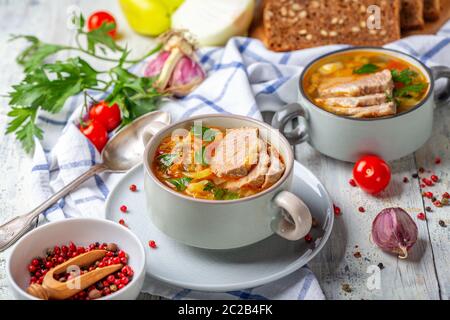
[391,69,417,85]
[158,154,177,168]
[167,177,192,192]
[194,146,208,166]
[353,64,379,74]
[202,181,240,200]
[191,126,216,142]
[394,83,427,98]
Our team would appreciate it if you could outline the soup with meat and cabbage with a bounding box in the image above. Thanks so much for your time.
[153,125,285,200]
[303,51,429,118]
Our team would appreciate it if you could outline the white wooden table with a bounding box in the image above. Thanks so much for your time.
[0,0,448,300]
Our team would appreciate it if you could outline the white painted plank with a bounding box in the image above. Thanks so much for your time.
[415,103,450,300]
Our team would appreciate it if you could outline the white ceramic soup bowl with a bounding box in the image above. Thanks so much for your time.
[144,114,312,249]
[272,47,450,163]
[7,218,145,300]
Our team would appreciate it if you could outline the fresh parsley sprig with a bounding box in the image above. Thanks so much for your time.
[6,13,163,153]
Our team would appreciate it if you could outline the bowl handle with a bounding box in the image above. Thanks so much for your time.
[271,191,312,241]
[431,66,450,109]
[271,103,309,145]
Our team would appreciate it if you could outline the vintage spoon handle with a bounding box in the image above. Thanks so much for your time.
[0,164,107,252]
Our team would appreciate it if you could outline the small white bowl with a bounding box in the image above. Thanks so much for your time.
[7,218,145,300]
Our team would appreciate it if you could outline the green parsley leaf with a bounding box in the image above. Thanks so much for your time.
[6,107,43,153]
[158,154,177,168]
[394,83,427,98]
[353,64,379,74]
[167,177,193,192]
[213,188,240,200]
[9,57,98,114]
[194,146,207,166]
[391,69,417,85]
[191,126,216,142]
[10,35,66,72]
[203,181,215,192]
[85,21,123,54]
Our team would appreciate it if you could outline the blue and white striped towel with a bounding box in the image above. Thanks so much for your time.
[29,20,450,300]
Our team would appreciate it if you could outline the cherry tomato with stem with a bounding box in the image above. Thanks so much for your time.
[89,101,121,132]
[80,120,108,152]
[87,11,117,37]
[353,155,391,194]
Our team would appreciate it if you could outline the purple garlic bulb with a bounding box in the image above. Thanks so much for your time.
[144,30,205,97]
[144,51,170,78]
[371,207,418,259]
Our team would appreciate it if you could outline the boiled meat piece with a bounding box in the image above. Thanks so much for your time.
[318,70,394,98]
[210,127,259,178]
[224,139,270,191]
[327,102,396,118]
[316,93,389,108]
[261,145,285,189]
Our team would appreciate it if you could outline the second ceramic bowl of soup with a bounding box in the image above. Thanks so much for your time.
[272,47,450,162]
[143,115,312,249]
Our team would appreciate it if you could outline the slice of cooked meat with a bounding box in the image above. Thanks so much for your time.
[318,70,394,98]
[316,93,390,108]
[261,145,285,189]
[224,139,270,191]
[326,102,396,118]
[210,127,259,178]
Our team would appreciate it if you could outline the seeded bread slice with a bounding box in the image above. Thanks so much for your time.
[401,0,425,30]
[424,0,441,21]
[263,0,401,52]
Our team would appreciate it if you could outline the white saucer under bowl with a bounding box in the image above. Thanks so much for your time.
[105,161,333,292]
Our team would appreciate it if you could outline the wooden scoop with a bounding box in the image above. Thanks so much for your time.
[26,250,122,300]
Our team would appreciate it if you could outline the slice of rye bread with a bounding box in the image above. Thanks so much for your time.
[400,0,425,30]
[424,0,441,21]
[263,0,401,52]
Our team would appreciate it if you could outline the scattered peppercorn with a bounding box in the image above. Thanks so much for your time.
[425,206,432,212]
[412,173,419,178]
[419,167,425,173]
[417,212,426,220]
[439,220,447,228]
[358,206,365,213]
[148,240,157,249]
[349,178,357,187]
[403,177,409,183]
[120,205,127,213]
[433,200,443,207]
[377,263,385,270]
[304,234,313,243]
[435,157,441,164]
[333,204,341,216]
[342,283,352,293]
[353,252,362,258]
[430,175,439,182]
[431,197,437,202]
[129,184,137,192]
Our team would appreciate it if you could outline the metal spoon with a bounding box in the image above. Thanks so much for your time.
[0,111,171,252]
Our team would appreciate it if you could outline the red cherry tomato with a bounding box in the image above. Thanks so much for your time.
[80,120,108,152]
[353,155,391,194]
[89,101,121,132]
[87,11,117,37]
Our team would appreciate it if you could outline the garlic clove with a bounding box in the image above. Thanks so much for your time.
[371,207,418,259]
